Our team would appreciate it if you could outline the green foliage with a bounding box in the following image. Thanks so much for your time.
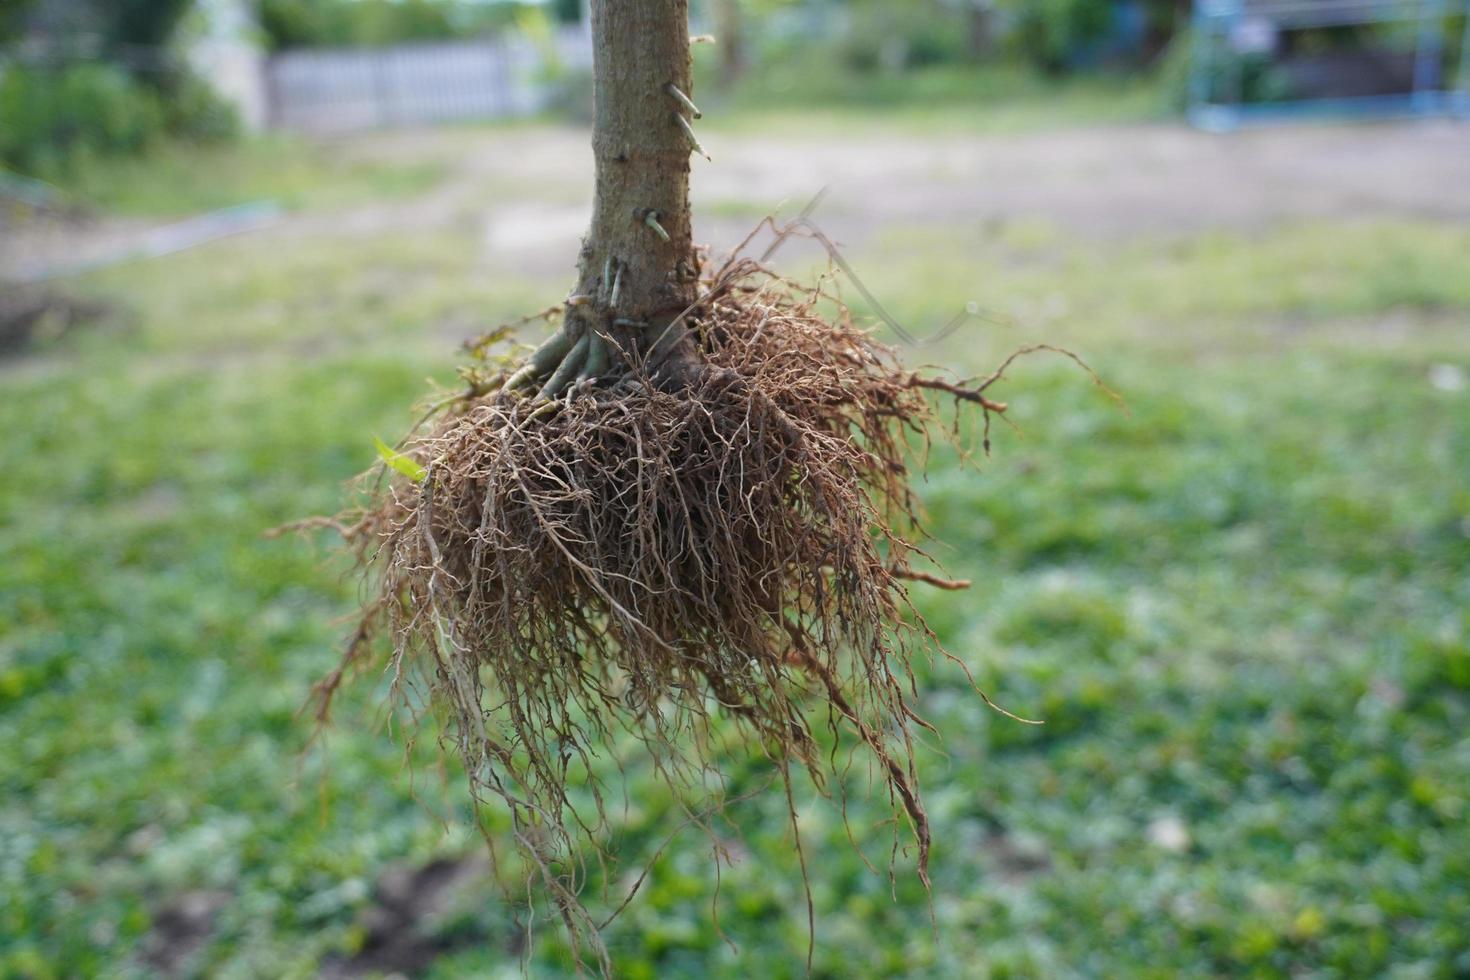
[255,0,527,51]
[0,64,168,176]
[0,59,241,179]
[998,0,1116,74]
[374,436,427,483]
[0,0,34,42]
[0,0,239,177]
[158,71,241,142]
[835,0,972,73]
[732,0,977,85]
[550,0,581,24]
[705,61,1160,128]
[694,5,1170,117]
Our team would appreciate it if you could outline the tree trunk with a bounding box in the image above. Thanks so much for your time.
[503,0,700,397]
[715,0,746,89]
[573,0,697,343]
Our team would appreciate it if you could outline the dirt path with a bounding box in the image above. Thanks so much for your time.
[704,119,1470,237]
[333,117,1470,281]
[6,118,1469,285]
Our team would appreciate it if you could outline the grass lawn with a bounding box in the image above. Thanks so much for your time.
[701,63,1166,137]
[16,135,448,218]
[2,116,1468,978]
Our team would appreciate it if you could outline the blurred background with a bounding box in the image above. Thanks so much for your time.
[3,0,1469,976]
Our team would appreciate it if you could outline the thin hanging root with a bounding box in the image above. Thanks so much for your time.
[503,328,573,391]
[536,332,589,400]
[791,646,931,887]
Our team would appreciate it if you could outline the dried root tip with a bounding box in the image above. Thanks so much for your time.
[665,82,702,119]
[537,332,589,401]
[675,114,711,162]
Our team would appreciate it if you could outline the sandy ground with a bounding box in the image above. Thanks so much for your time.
[5,117,1470,285]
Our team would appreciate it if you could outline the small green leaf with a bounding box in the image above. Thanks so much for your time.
[374,436,427,483]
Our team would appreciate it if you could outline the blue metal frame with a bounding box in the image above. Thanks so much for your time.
[1188,0,1470,130]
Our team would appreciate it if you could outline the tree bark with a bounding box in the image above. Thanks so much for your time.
[574,0,697,337]
[502,0,699,397]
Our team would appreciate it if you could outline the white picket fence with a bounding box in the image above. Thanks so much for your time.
[264,30,591,133]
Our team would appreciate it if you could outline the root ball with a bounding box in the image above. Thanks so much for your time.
[321,261,1040,964]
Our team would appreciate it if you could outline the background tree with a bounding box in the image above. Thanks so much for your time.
[99,0,193,51]
[1,0,193,52]
[0,0,236,176]
[714,0,747,88]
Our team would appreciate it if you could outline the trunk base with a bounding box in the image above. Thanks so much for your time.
[500,309,702,401]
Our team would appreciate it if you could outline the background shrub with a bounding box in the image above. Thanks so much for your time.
[0,64,163,175]
[0,63,236,178]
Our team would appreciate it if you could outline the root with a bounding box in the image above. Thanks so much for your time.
[537,332,588,400]
[503,327,574,392]
[577,329,609,383]
[318,243,1103,971]
[894,568,972,591]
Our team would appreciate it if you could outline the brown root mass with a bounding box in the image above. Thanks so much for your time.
[316,253,1063,971]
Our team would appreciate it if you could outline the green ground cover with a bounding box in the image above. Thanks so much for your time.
[2,117,1467,978]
